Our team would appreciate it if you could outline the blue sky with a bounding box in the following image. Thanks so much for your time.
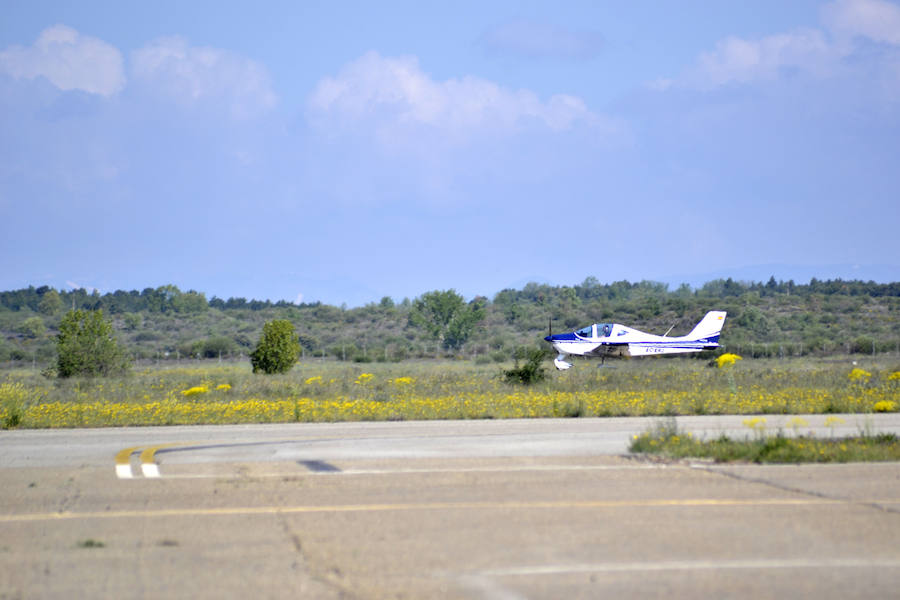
[1,0,898,306]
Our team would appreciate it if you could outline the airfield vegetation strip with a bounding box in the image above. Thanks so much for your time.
[2,360,899,429]
[6,497,900,523]
[630,424,900,464]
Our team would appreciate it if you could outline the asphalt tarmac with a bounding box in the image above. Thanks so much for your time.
[2,416,900,599]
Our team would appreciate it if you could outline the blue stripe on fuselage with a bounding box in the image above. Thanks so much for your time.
[545,333,579,342]
[545,333,718,348]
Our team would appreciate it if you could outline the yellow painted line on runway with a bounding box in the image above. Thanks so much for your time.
[115,443,200,479]
[139,444,180,478]
[114,446,142,479]
[4,497,900,523]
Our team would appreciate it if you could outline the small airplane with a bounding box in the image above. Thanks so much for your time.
[544,311,727,370]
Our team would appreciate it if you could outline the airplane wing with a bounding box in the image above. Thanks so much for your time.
[588,340,714,358]
[584,343,629,358]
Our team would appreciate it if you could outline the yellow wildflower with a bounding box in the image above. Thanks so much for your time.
[742,416,766,429]
[848,368,871,381]
[181,386,209,397]
[787,417,809,429]
[716,353,743,368]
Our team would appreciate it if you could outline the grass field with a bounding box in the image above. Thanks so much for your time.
[630,417,900,463]
[1,356,898,428]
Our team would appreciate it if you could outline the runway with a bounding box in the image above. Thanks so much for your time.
[2,416,900,598]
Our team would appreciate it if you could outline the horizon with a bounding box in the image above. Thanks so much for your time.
[5,266,897,308]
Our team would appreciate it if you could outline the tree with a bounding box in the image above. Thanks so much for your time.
[444,296,487,349]
[123,312,142,331]
[57,309,131,377]
[38,289,63,315]
[410,290,486,350]
[19,316,46,339]
[197,336,239,359]
[250,319,300,374]
[172,290,208,313]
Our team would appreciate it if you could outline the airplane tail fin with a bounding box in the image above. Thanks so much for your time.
[686,311,727,344]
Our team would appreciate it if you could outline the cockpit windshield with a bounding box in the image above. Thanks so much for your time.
[575,324,614,338]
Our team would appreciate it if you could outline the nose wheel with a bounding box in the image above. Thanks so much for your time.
[553,354,573,370]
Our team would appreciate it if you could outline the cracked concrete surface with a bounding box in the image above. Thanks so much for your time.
[2,418,900,598]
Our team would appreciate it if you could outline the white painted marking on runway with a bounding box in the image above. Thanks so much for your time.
[459,575,529,600]
[160,464,669,479]
[336,464,665,475]
[475,557,900,577]
[115,442,202,479]
[114,446,141,479]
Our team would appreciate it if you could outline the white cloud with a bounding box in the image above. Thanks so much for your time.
[66,281,99,294]
[307,51,599,142]
[131,37,277,118]
[480,20,604,60]
[0,25,125,96]
[822,0,900,44]
[673,0,900,90]
[691,28,834,88]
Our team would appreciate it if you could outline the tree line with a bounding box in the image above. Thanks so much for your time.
[3,278,898,316]
[0,285,318,315]
[1,277,898,367]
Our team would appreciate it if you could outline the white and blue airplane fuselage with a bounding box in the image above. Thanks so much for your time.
[545,311,727,370]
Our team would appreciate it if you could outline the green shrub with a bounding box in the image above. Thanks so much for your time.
[503,346,547,385]
[56,309,131,378]
[250,320,300,374]
[198,336,239,358]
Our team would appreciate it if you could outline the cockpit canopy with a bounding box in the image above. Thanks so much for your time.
[575,324,614,338]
